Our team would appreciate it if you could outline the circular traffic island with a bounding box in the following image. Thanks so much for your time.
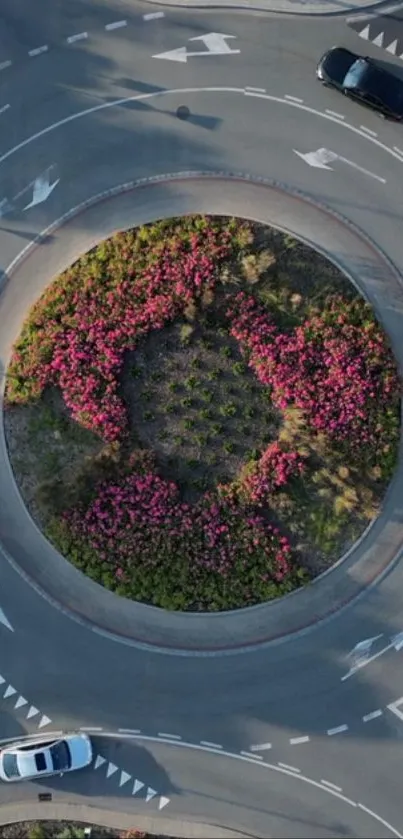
[4,215,401,611]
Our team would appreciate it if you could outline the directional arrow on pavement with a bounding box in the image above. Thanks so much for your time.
[24,172,60,210]
[0,607,13,632]
[294,147,386,183]
[153,32,240,63]
[341,632,403,681]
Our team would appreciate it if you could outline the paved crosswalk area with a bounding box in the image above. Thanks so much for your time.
[347,8,403,59]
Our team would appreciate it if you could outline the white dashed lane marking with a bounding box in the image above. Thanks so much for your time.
[249,742,272,751]
[285,94,303,103]
[105,20,128,30]
[289,736,310,745]
[321,780,343,792]
[362,710,383,722]
[200,740,223,749]
[0,60,12,71]
[66,32,88,44]
[326,109,345,119]
[360,125,378,137]
[240,751,264,760]
[278,762,301,773]
[28,45,48,57]
[143,11,165,19]
[245,86,266,93]
[327,724,349,736]
[0,104,10,115]
[158,732,182,740]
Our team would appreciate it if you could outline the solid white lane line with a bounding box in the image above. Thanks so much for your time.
[285,95,303,103]
[158,732,181,740]
[289,736,310,744]
[240,751,263,760]
[0,105,10,115]
[118,728,141,734]
[360,125,377,137]
[67,32,88,44]
[200,741,223,749]
[143,11,165,19]
[79,726,103,731]
[245,86,266,93]
[0,61,12,71]
[358,802,403,838]
[250,742,272,751]
[278,762,301,773]
[321,780,343,792]
[362,710,383,722]
[0,731,62,745]
[29,45,48,57]
[327,724,348,736]
[326,109,345,119]
[393,146,403,159]
[105,20,127,30]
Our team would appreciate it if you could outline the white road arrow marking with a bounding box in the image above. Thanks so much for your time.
[94,755,106,770]
[24,173,60,210]
[153,32,240,63]
[145,787,157,802]
[158,796,170,810]
[106,762,118,778]
[387,696,403,721]
[392,631,403,651]
[0,607,14,632]
[119,770,131,787]
[294,147,386,182]
[132,779,144,796]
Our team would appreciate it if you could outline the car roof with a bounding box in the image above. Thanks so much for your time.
[348,62,403,113]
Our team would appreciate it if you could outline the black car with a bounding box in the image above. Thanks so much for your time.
[317,46,403,121]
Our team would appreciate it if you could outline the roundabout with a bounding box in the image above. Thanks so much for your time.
[1,2,403,836]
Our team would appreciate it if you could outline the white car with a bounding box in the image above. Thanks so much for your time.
[0,733,93,782]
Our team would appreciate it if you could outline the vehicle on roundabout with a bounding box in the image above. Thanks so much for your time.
[0,732,93,782]
[317,46,403,120]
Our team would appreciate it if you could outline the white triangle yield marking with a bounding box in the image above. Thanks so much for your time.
[106,762,118,778]
[26,706,39,719]
[38,714,52,729]
[372,31,384,47]
[3,685,17,698]
[386,39,398,54]
[145,787,157,802]
[132,779,144,796]
[14,696,28,709]
[358,24,370,40]
[94,755,106,770]
[158,796,170,810]
[0,676,5,685]
[119,770,131,787]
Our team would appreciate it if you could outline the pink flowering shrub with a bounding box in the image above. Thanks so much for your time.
[226,291,400,450]
[49,469,300,610]
[236,441,306,506]
[6,218,239,441]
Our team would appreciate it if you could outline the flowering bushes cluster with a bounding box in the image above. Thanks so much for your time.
[227,291,399,449]
[6,216,401,610]
[53,467,298,609]
[6,218,240,441]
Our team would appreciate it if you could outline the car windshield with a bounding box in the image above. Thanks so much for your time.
[50,740,71,771]
[343,58,368,89]
[2,754,21,779]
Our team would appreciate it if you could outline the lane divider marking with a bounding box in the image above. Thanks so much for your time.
[250,742,272,751]
[200,740,223,749]
[118,728,141,734]
[327,724,349,736]
[143,11,165,19]
[360,125,378,137]
[157,732,182,740]
[285,94,303,103]
[278,762,301,773]
[289,736,310,745]
[28,45,48,57]
[321,780,343,792]
[245,86,266,93]
[105,20,128,31]
[0,104,10,115]
[79,726,103,732]
[326,109,345,119]
[362,710,383,722]
[0,61,12,71]
[66,32,88,44]
[240,751,264,760]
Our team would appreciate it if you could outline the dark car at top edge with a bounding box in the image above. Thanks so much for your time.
[317,46,403,121]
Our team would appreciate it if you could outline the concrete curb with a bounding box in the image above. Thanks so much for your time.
[139,0,397,16]
[1,172,402,654]
[0,802,252,838]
